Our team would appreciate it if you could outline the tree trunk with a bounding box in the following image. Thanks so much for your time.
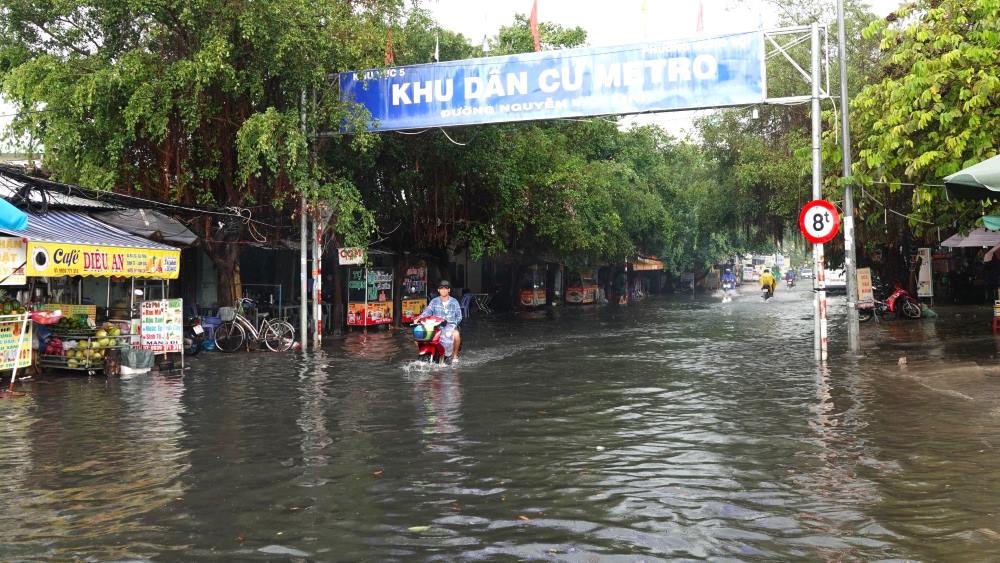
[212,244,242,306]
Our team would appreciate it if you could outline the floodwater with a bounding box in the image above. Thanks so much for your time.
[3,284,1000,561]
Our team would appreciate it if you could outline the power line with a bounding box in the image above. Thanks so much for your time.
[0,165,290,229]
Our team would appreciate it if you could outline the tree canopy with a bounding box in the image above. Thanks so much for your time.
[0,0,401,300]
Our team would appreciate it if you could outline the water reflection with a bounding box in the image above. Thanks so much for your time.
[0,376,189,560]
[412,370,464,440]
[3,288,1000,560]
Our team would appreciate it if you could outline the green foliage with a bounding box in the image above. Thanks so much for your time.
[852,0,1000,233]
[0,0,401,232]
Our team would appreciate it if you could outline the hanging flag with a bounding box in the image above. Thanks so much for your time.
[433,33,440,62]
[696,1,704,33]
[529,0,540,52]
[384,29,395,66]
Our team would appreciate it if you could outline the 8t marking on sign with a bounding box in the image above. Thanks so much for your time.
[798,200,840,244]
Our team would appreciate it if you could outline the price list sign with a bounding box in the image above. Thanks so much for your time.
[140,299,183,353]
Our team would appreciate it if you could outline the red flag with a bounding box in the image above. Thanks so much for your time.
[696,1,704,33]
[384,30,395,66]
[529,0,540,52]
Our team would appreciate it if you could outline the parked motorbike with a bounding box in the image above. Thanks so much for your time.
[858,283,921,322]
[412,315,451,364]
[184,316,205,356]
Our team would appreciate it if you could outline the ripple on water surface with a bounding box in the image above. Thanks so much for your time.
[3,289,1000,560]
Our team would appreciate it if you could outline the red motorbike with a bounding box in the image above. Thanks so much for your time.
[412,315,451,364]
[859,283,921,322]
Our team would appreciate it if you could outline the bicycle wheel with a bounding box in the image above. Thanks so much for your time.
[263,321,295,352]
[214,321,247,352]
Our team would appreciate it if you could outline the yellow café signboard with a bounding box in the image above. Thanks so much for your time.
[26,242,180,280]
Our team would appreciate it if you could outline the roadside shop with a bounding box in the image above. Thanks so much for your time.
[0,210,183,376]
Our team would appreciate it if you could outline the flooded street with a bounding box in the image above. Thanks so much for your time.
[4,284,1000,561]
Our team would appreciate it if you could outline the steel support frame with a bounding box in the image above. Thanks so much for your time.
[762,25,831,361]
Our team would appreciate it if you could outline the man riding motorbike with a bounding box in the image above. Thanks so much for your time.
[416,279,462,363]
[760,269,777,298]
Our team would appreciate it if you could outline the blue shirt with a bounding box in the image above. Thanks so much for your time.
[421,296,463,326]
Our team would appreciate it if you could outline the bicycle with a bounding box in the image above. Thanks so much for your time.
[214,298,295,352]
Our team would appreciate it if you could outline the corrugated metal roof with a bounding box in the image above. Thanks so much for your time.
[0,173,119,210]
[0,210,177,250]
[941,228,1000,248]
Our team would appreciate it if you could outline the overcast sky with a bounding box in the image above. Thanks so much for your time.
[425,0,906,136]
[426,0,905,47]
[2,1,905,152]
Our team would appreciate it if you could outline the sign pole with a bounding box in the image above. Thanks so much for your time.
[810,23,828,361]
[299,90,309,352]
[6,313,29,392]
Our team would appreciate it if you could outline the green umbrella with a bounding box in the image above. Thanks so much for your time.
[945,154,1000,200]
[979,215,1000,231]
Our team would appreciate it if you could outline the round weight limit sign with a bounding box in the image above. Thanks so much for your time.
[799,200,840,244]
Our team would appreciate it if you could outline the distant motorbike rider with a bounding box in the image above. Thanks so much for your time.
[760,269,777,298]
[721,269,736,288]
[417,279,463,362]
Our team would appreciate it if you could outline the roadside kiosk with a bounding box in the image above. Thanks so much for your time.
[0,210,182,375]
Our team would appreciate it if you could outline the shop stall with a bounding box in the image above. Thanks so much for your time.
[0,210,182,374]
[347,267,394,327]
[566,269,599,304]
[519,264,546,308]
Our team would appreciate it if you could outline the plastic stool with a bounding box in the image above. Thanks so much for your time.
[201,316,222,343]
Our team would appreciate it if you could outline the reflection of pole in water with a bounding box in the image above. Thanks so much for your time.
[801,362,878,520]
[297,350,332,469]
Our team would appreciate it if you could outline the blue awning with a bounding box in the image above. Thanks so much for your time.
[0,198,27,230]
[0,210,176,250]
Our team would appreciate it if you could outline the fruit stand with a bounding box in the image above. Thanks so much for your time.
[38,320,128,373]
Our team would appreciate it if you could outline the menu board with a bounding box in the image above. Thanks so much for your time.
[0,314,31,369]
[402,265,427,298]
[140,299,183,353]
[857,267,874,306]
[347,268,394,302]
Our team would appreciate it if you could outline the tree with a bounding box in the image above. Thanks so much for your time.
[0,0,399,302]
[851,0,1000,232]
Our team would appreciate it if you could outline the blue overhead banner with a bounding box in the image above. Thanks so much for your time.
[339,31,764,132]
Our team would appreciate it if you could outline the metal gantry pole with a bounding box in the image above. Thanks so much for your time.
[837,0,860,353]
[811,22,828,361]
[310,89,323,349]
